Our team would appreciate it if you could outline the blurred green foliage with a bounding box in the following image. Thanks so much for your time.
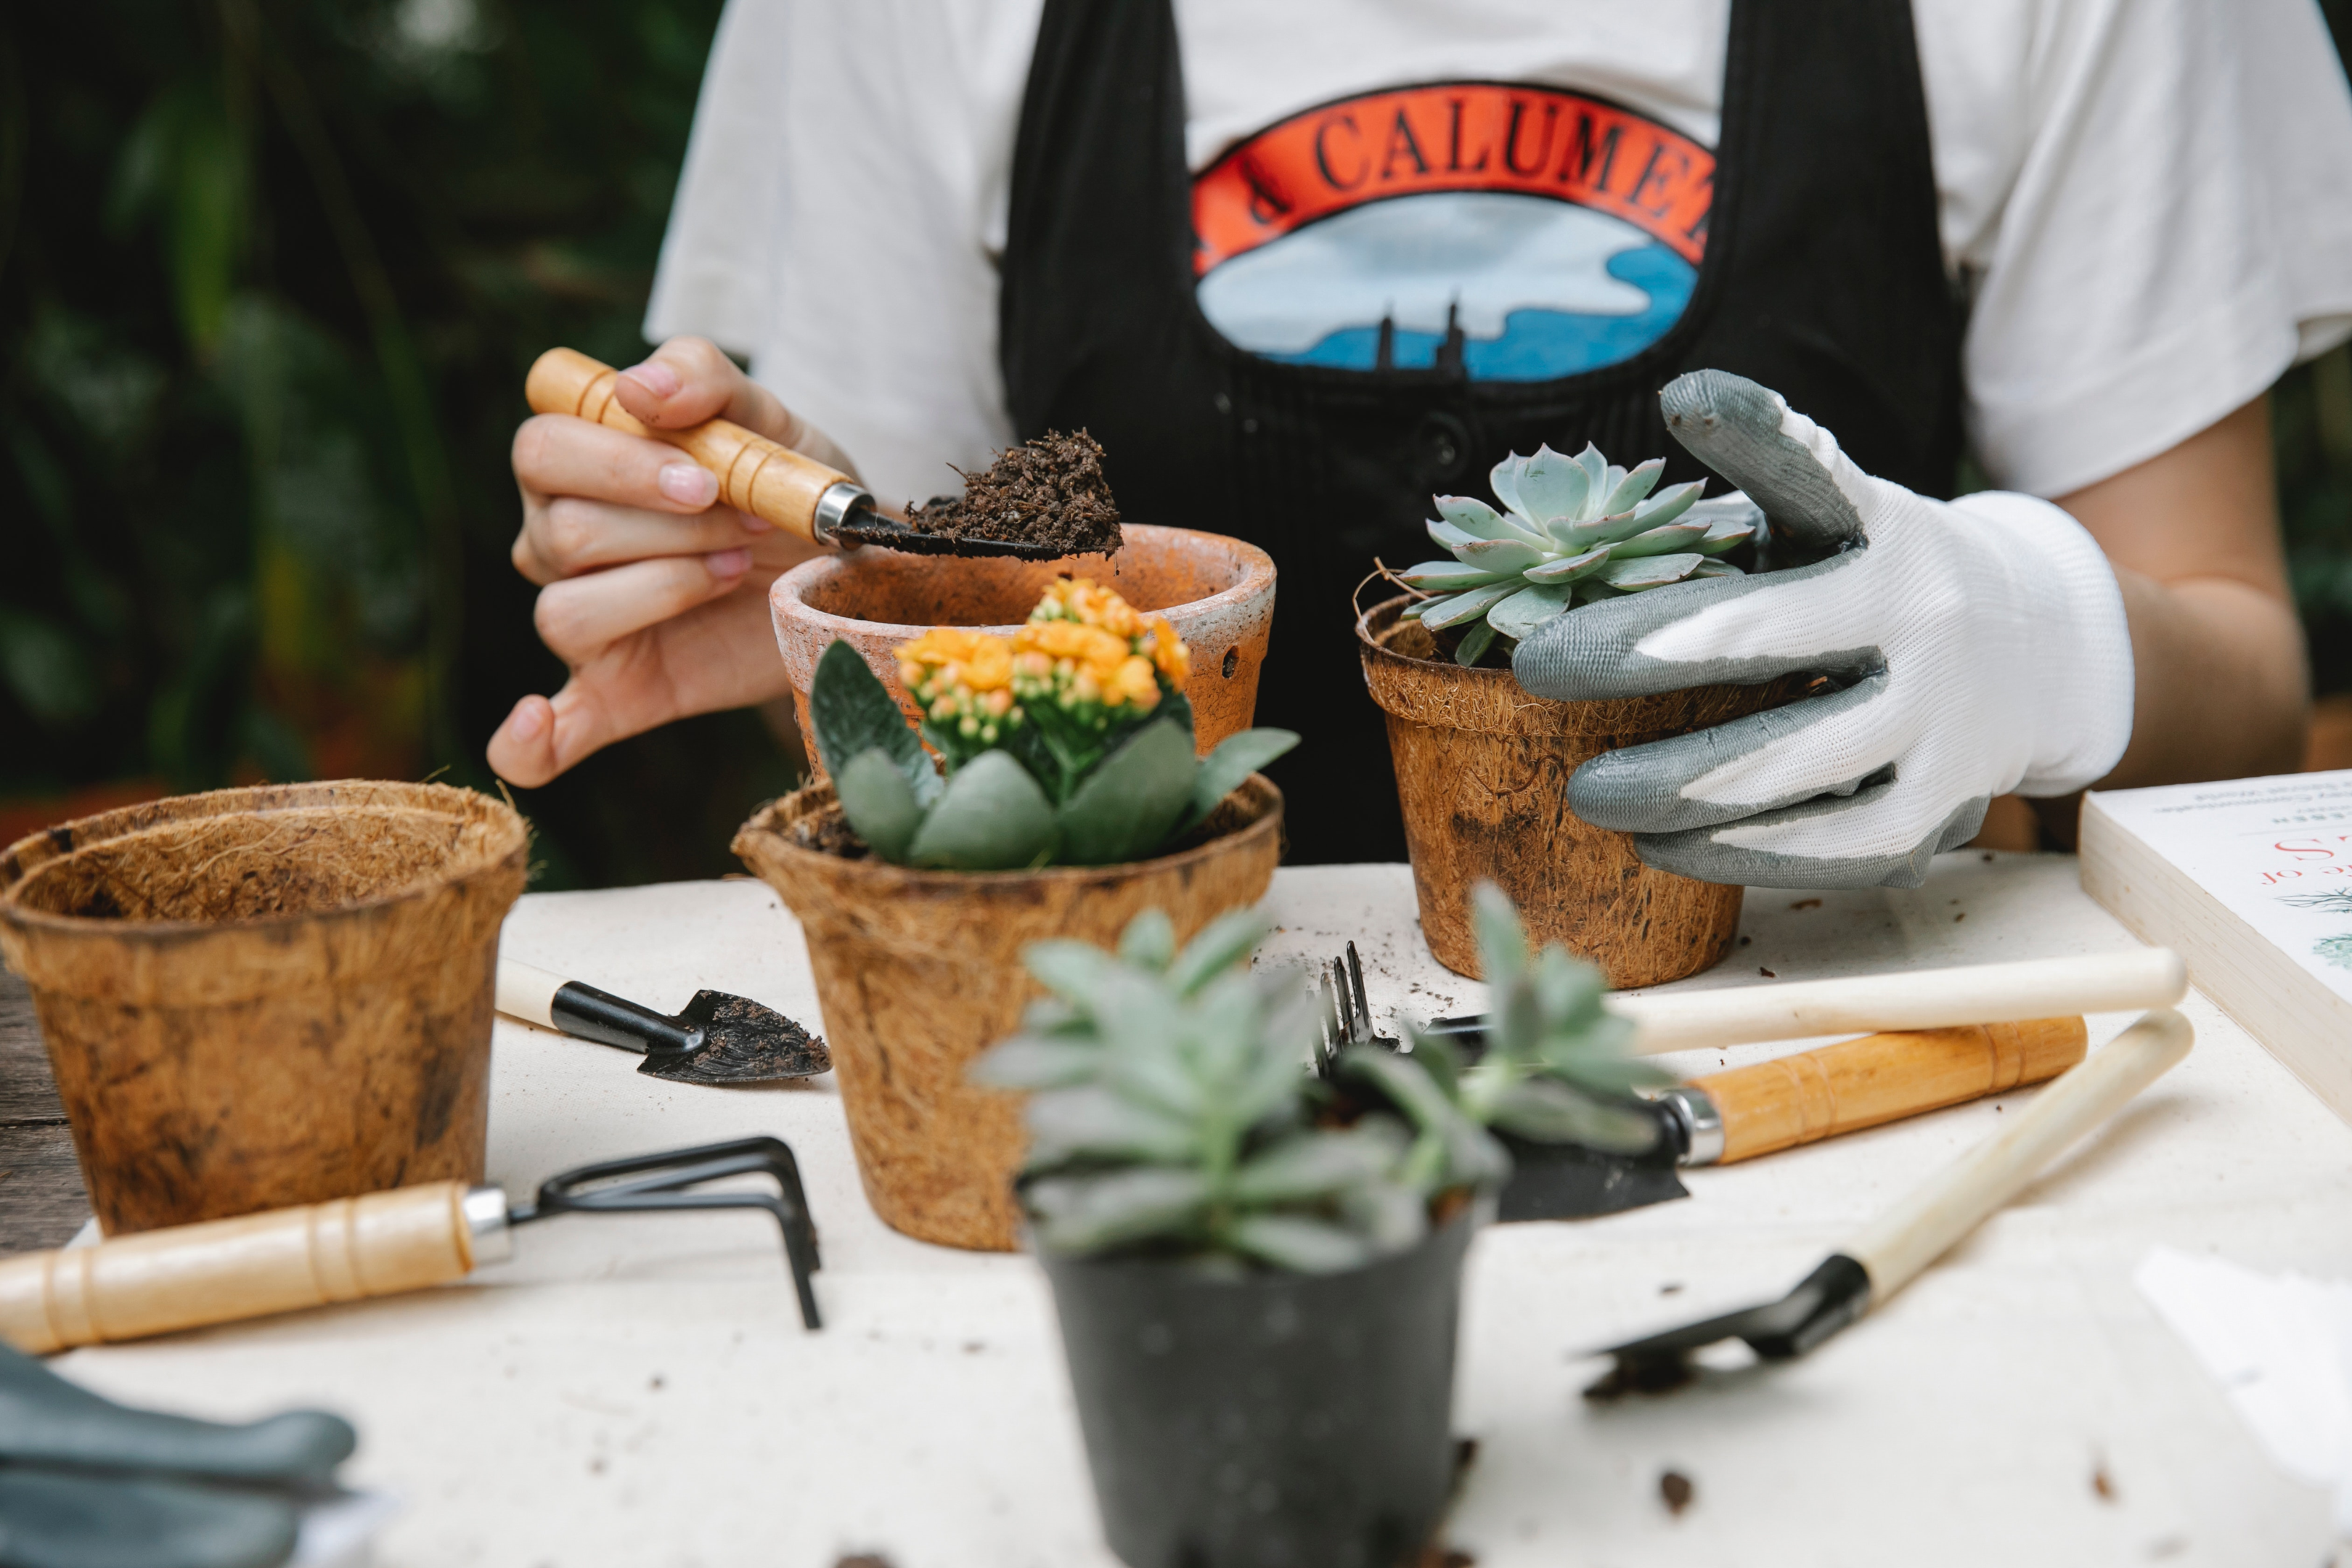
[0,0,793,886]
[1,4,2348,889]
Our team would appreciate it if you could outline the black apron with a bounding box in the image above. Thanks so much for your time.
[1001,0,1964,865]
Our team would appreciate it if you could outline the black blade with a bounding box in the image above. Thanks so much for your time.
[830,513,1117,562]
[1495,1122,1689,1222]
[1588,1254,1873,1394]
[638,992,831,1085]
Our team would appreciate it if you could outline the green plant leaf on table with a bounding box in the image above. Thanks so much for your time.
[905,751,1057,870]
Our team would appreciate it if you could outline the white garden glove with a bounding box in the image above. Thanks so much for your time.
[1511,370,2134,889]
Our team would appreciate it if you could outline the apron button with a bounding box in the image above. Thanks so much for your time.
[1412,412,1471,484]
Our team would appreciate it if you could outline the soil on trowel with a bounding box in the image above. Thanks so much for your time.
[905,430,1122,555]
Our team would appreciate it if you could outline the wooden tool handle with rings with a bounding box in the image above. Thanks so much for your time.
[524,347,870,550]
[0,1183,493,1356]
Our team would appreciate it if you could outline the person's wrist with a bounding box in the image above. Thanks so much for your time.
[1951,490,2135,796]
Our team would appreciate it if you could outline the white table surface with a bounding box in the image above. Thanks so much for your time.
[50,853,2352,1567]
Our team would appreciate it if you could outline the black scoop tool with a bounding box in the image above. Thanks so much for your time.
[496,958,830,1084]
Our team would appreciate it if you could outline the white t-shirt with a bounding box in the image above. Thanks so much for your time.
[646,0,2352,510]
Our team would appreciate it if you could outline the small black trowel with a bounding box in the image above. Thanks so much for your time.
[495,958,830,1085]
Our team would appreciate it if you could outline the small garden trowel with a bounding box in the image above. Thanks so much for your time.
[526,348,1082,561]
[1315,944,2094,1222]
[495,958,830,1085]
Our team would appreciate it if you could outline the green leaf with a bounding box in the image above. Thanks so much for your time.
[1395,560,1514,590]
[1029,1167,1211,1255]
[969,1035,1105,1091]
[1163,909,1271,997]
[1175,727,1299,836]
[834,748,926,864]
[1597,457,1665,516]
[1520,546,1609,584]
[1485,584,1574,641]
[811,639,937,804]
[1453,620,1500,668]
[1511,445,1593,526]
[1434,495,1548,547]
[1024,939,1119,1003]
[1339,1048,1510,1191]
[1419,582,1518,631]
[1229,1123,1408,1204]
[1055,717,1198,866]
[1118,909,1177,971]
[1593,553,1704,589]
[1446,534,1547,573]
[906,750,1058,869]
[1469,881,1528,989]
[1225,1214,1378,1275]
[1487,1078,1665,1156]
[1604,521,1711,559]
[1024,1085,1199,1165]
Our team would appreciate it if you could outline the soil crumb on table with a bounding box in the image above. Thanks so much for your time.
[906,430,1122,554]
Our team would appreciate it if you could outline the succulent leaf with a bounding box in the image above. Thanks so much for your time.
[1605,520,1712,559]
[1228,1214,1380,1274]
[1028,1167,1213,1254]
[1598,457,1665,516]
[1453,620,1500,668]
[1435,494,1546,547]
[1512,444,1591,524]
[1447,534,1548,573]
[834,747,926,865]
[812,640,939,805]
[1162,909,1272,997]
[1692,560,1746,578]
[1055,717,1196,867]
[905,750,1058,869]
[1230,1123,1410,1204]
[1177,726,1299,836]
[1024,1083,1199,1165]
[1117,907,1177,971]
[1573,442,1609,494]
[1488,453,1529,518]
[1593,552,1705,589]
[968,1035,1105,1091]
[1485,584,1575,640]
[1420,581,1519,630]
[1485,1077,1662,1154]
[1396,560,1514,590]
[1520,547,1611,584]
[1629,481,1704,529]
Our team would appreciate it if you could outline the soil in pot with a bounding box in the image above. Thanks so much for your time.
[1357,595,1808,989]
[770,525,1276,767]
[904,429,1121,554]
[732,775,1284,1251]
[0,782,528,1233]
[1039,1206,1478,1568]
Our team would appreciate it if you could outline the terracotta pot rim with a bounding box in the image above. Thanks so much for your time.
[0,780,529,944]
[771,523,1278,641]
[735,772,1283,894]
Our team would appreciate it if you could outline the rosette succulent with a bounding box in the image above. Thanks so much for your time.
[1397,441,1764,666]
[812,579,1297,872]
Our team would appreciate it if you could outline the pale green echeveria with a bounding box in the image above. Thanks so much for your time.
[972,908,1445,1274]
[1397,442,1763,666]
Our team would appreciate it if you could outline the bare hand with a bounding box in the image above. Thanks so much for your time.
[489,337,855,786]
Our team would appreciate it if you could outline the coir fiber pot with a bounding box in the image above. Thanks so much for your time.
[1358,595,1805,989]
[770,524,1276,763]
[732,776,1283,1252]
[0,782,528,1234]
[1040,1206,1479,1568]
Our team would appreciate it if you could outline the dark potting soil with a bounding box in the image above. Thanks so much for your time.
[789,804,870,859]
[905,430,1122,555]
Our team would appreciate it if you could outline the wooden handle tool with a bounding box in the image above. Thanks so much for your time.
[525,347,867,548]
[1596,1010,2192,1377]
[1662,1016,2088,1165]
[1608,949,2186,1055]
[0,1183,492,1355]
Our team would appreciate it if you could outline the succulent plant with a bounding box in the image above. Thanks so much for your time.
[1343,882,1675,1155]
[973,908,1494,1273]
[1397,442,1764,667]
[811,581,1297,871]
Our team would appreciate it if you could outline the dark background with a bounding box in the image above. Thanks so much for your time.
[3,1,2349,888]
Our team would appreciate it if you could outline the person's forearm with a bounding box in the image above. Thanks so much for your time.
[2099,568,2308,788]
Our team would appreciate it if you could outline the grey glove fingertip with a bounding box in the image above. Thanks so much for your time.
[1630,791,1991,890]
[0,1469,301,1568]
[1659,369,1863,548]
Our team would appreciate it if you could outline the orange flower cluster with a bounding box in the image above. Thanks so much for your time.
[1027,577,1191,687]
[894,579,1191,749]
[899,626,1021,744]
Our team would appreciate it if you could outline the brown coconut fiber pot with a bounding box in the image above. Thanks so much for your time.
[734,776,1283,1252]
[1359,595,1806,989]
[770,523,1276,766]
[0,781,528,1234]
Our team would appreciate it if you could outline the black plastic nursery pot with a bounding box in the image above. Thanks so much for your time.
[1037,1207,1479,1568]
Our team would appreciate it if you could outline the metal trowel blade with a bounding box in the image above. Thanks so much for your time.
[831,512,1119,563]
[1495,1129,1689,1222]
[637,991,832,1085]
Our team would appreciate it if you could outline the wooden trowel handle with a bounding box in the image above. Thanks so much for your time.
[1691,1017,2088,1164]
[525,347,857,546]
[0,1182,480,1354]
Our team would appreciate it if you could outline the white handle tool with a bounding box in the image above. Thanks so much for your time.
[494,958,567,1029]
[1609,949,2186,1055]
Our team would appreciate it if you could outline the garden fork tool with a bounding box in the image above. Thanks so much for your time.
[0,1136,824,1352]
[527,348,1087,561]
[497,957,830,1085]
[1315,944,2180,1220]
[1588,1008,2192,1390]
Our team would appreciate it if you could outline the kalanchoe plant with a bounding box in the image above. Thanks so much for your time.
[973,909,1497,1273]
[812,579,1297,870]
[1339,881,1676,1155]
[1397,441,1764,667]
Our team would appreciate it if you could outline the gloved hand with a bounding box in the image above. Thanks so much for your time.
[1511,370,2133,889]
[0,1342,357,1568]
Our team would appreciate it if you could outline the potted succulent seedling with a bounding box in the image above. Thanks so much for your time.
[977,894,1662,1567]
[1358,441,1804,987]
[735,580,1298,1251]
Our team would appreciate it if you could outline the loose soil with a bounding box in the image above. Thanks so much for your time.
[906,430,1122,555]
[787,804,870,859]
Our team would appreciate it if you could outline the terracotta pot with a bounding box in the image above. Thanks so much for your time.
[1357,596,1805,989]
[733,776,1283,1251]
[769,524,1276,765]
[0,782,528,1234]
